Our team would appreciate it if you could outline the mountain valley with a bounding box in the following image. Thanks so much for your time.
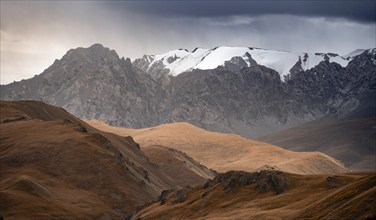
[2,0,376,219]
[1,100,375,219]
[0,43,375,219]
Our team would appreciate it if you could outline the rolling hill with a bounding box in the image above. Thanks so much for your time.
[259,117,376,171]
[130,171,376,220]
[86,120,347,174]
[0,100,214,219]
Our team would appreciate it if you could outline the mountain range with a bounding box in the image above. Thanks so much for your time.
[1,43,375,219]
[1,44,375,170]
[132,46,351,80]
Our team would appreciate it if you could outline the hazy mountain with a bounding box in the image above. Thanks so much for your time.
[259,116,376,170]
[0,44,169,128]
[1,44,375,140]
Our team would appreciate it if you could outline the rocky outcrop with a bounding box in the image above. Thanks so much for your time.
[157,170,288,208]
[203,170,288,196]
[158,186,193,205]
[327,176,343,189]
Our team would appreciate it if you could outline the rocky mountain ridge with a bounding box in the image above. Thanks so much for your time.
[1,44,375,138]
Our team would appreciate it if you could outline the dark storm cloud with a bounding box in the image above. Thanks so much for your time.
[103,0,376,23]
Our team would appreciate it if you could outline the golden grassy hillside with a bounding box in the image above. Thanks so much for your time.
[86,120,347,174]
[0,101,214,219]
[130,171,376,220]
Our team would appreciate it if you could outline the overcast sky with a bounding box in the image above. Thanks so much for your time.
[1,0,375,85]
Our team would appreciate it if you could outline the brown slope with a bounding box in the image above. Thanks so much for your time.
[142,146,216,187]
[293,173,376,219]
[130,171,376,220]
[0,100,213,219]
[0,99,84,123]
[86,120,347,174]
[258,117,376,171]
[0,119,154,219]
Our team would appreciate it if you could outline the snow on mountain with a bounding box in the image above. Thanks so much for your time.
[134,46,351,79]
[195,47,251,69]
[366,48,376,65]
[343,49,366,59]
[144,48,212,76]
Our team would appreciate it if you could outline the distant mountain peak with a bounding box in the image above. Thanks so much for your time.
[133,46,351,79]
[89,43,105,49]
[61,44,121,64]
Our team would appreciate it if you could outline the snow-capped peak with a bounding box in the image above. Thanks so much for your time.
[343,49,366,59]
[145,48,212,76]
[134,46,352,79]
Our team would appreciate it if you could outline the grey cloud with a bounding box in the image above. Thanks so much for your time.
[101,0,376,23]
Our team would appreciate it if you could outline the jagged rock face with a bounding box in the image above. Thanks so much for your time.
[1,44,170,128]
[1,45,375,138]
[287,61,348,116]
[133,55,170,77]
[161,65,316,136]
[287,49,376,118]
